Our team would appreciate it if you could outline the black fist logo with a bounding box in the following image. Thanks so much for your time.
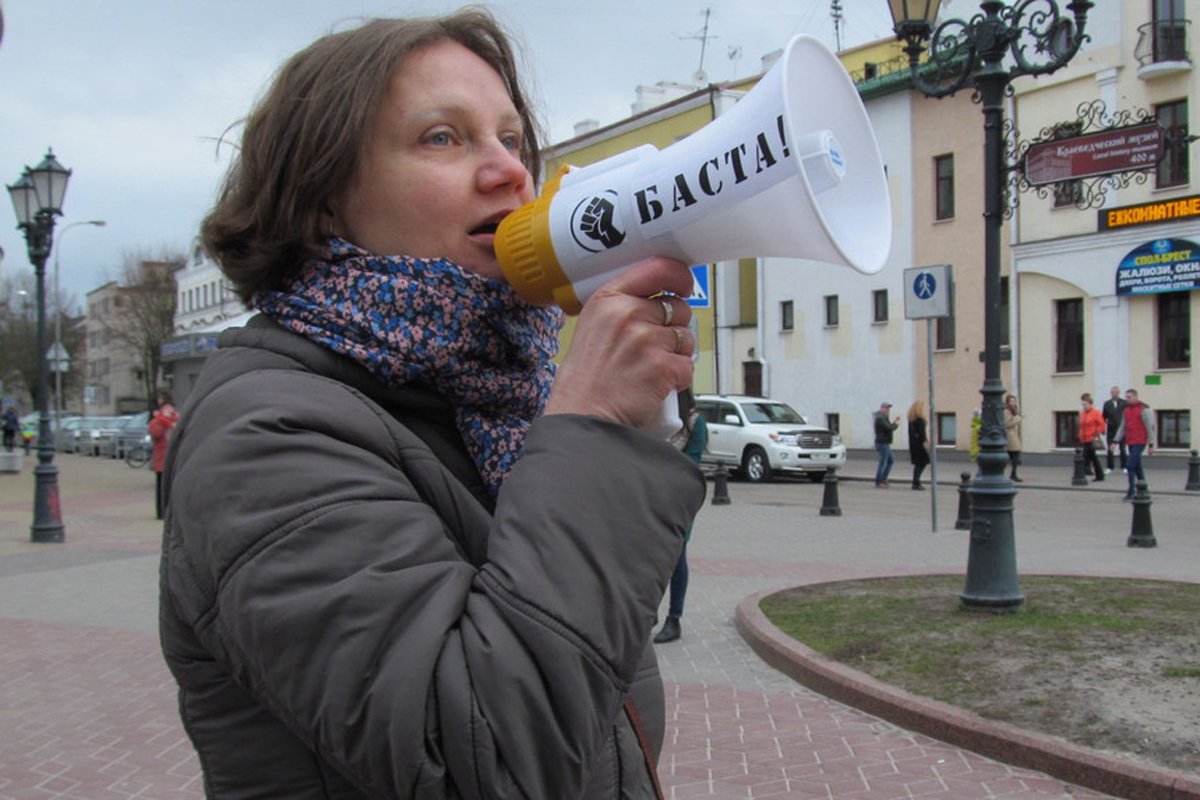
[572,192,625,251]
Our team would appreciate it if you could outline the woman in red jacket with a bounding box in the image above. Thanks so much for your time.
[148,390,179,520]
[1078,393,1107,482]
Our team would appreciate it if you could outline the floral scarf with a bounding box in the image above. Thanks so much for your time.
[254,238,564,496]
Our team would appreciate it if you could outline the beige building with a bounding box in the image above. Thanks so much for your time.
[1009,0,1196,455]
[84,281,145,414]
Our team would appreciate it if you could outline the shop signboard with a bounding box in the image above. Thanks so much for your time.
[1115,238,1200,295]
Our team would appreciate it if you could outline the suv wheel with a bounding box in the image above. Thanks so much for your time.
[741,446,773,483]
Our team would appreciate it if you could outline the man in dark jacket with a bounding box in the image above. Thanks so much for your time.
[1102,385,1127,474]
[873,402,899,487]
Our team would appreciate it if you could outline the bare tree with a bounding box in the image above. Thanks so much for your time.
[0,271,39,410]
[102,250,182,408]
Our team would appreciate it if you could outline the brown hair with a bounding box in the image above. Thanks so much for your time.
[201,8,543,303]
[1081,392,1093,404]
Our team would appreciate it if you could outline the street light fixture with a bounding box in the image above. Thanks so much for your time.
[6,149,73,543]
[889,0,1092,611]
[52,219,105,435]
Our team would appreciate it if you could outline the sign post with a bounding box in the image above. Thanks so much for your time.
[904,265,954,532]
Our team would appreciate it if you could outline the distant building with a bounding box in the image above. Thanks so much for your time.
[85,281,144,414]
[160,238,250,406]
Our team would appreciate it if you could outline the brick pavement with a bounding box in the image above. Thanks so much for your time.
[1,451,1196,799]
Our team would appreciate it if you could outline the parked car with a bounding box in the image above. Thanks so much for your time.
[86,416,132,457]
[695,394,846,483]
[108,412,150,459]
[55,416,117,455]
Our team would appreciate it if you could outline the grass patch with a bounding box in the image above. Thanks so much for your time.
[759,575,1200,775]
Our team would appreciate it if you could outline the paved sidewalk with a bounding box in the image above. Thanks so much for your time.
[0,452,1196,799]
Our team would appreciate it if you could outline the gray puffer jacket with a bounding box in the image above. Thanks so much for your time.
[159,316,705,799]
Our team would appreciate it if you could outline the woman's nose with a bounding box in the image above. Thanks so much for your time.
[478,142,530,194]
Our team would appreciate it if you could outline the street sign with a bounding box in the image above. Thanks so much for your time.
[46,342,70,373]
[687,264,710,308]
[903,265,953,320]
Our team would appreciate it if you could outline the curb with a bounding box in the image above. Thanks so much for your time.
[735,583,1200,800]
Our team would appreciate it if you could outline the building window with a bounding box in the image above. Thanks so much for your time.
[1157,291,1191,368]
[1055,298,1084,373]
[1157,409,1190,448]
[826,413,840,434]
[936,312,956,350]
[1156,99,1189,189]
[1055,411,1080,448]
[1053,180,1083,208]
[872,289,889,323]
[824,295,839,327]
[780,300,794,331]
[935,154,955,220]
[1151,0,1188,61]
[936,412,956,446]
[999,276,1011,348]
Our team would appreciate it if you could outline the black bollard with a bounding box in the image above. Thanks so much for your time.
[954,471,973,531]
[819,468,842,517]
[1071,446,1089,486]
[1186,449,1200,492]
[1126,479,1157,548]
[711,461,731,505]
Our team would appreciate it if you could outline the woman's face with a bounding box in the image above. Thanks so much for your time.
[335,40,534,281]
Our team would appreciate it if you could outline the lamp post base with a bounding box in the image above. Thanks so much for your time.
[31,446,64,544]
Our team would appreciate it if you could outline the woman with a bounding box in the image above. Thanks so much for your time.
[147,389,179,519]
[906,400,930,490]
[158,11,705,799]
[1079,392,1107,482]
[1004,394,1023,482]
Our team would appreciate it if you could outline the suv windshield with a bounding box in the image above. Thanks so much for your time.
[739,402,806,425]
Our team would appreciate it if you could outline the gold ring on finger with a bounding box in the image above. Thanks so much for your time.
[659,298,675,327]
[672,326,686,354]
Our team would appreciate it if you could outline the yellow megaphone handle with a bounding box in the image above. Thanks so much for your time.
[495,165,584,314]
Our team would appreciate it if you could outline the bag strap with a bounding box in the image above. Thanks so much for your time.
[623,696,666,800]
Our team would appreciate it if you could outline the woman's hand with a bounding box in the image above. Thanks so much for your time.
[545,258,695,429]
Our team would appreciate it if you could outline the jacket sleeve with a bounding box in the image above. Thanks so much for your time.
[162,371,704,799]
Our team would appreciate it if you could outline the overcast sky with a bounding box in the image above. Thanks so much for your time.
[0,0,897,308]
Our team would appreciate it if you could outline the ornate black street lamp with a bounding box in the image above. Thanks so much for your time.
[888,0,1092,611]
[7,149,72,543]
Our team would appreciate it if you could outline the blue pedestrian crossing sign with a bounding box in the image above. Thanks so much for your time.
[687,265,710,308]
[903,265,953,319]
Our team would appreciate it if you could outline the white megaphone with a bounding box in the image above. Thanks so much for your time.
[496,34,891,315]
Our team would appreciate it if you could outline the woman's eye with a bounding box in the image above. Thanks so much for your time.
[500,133,521,151]
[426,130,454,146]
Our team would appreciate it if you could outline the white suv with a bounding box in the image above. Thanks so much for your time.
[695,394,846,483]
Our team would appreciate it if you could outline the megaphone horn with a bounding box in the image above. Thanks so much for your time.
[496,34,892,314]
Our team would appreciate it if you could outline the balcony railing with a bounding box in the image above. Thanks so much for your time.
[1135,19,1191,72]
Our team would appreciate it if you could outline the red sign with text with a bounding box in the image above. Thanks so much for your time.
[1023,123,1163,186]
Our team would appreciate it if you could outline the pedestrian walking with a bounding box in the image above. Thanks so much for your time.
[906,400,930,490]
[148,390,179,520]
[1,406,18,453]
[874,401,899,487]
[1078,393,1106,482]
[655,390,708,644]
[1004,394,1023,482]
[1114,388,1155,501]
[1102,385,1127,474]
